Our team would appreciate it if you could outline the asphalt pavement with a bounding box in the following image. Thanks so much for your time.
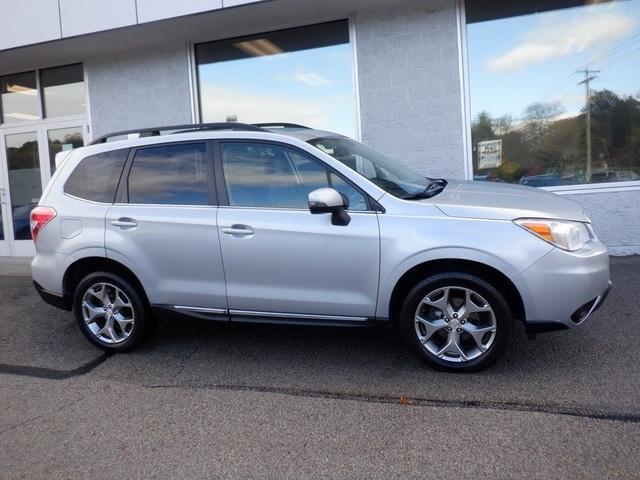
[1,256,639,479]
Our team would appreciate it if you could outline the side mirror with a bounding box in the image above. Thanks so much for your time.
[308,188,351,226]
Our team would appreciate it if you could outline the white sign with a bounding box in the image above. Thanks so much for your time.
[478,139,502,169]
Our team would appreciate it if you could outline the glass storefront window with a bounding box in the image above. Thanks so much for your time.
[195,20,357,138]
[40,64,86,118]
[466,0,640,187]
[5,132,42,240]
[0,72,40,123]
[48,126,84,173]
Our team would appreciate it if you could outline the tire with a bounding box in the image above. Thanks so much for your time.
[398,272,512,372]
[73,271,154,352]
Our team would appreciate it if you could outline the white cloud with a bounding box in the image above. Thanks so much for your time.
[487,9,636,73]
[292,72,332,87]
[200,84,330,127]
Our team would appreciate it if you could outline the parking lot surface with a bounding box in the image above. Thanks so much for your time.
[1,256,639,479]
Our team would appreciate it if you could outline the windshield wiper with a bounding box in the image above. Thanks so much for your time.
[401,178,448,200]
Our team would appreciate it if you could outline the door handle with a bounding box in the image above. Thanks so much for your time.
[222,225,254,236]
[111,218,138,228]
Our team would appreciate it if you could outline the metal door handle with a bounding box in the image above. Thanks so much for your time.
[222,225,254,236]
[111,218,137,228]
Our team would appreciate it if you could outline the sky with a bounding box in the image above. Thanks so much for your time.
[467,0,640,123]
[198,43,357,138]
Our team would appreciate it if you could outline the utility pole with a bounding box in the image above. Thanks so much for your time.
[578,69,599,182]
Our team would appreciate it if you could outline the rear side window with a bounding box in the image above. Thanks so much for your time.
[127,143,209,205]
[64,149,128,203]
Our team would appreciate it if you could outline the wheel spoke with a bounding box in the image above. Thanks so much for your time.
[113,292,131,310]
[462,324,496,350]
[82,301,104,324]
[422,287,450,314]
[114,312,133,332]
[98,318,117,342]
[463,289,492,315]
[100,284,111,305]
[436,332,467,361]
[88,286,105,305]
[415,316,447,343]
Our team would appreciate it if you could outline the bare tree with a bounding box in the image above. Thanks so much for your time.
[522,102,563,149]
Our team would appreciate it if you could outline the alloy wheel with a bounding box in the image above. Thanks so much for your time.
[81,282,135,344]
[414,286,497,363]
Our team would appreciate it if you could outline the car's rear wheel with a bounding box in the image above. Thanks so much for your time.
[73,271,153,352]
[399,272,512,372]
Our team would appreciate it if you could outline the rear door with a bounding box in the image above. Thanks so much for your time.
[105,141,226,314]
[215,140,380,322]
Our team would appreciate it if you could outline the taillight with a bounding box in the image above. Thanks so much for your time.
[30,207,56,242]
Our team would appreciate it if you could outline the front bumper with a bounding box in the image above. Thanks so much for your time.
[513,239,611,331]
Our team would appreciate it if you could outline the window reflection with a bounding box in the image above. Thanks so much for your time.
[48,126,84,173]
[128,144,209,205]
[466,0,640,186]
[221,142,367,210]
[40,64,85,118]
[0,72,40,123]
[196,20,357,137]
[5,132,41,240]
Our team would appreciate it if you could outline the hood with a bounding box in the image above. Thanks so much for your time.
[430,180,587,222]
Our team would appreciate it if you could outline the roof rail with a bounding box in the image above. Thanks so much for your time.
[88,122,264,145]
[252,122,310,129]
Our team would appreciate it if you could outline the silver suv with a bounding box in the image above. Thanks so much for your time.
[31,123,611,372]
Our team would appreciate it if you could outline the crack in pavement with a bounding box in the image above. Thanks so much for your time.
[0,353,113,380]
[2,353,638,425]
[146,382,640,424]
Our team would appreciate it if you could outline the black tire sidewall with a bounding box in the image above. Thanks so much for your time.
[399,272,512,372]
[73,271,148,352]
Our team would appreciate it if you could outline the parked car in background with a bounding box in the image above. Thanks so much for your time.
[31,123,611,372]
[519,174,564,187]
[591,169,639,183]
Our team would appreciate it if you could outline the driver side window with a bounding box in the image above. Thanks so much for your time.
[220,142,368,211]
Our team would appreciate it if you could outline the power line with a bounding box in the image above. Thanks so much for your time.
[576,32,640,70]
[598,44,640,71]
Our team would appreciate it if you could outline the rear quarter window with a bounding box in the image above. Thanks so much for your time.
[64,149,128,203]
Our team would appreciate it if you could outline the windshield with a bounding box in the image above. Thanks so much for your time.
[308,136,435,198]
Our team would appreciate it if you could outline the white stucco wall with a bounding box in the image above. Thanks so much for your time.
[355,0,466,179]
[85,42,193,139]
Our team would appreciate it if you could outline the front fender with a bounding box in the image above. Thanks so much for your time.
[375,215,553,319]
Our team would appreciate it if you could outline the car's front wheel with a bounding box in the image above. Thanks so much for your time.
[399,272,512,372]
[73,271,153,352]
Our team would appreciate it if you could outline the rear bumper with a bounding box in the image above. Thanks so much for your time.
[513,240,611,331]
[33,280,71,310]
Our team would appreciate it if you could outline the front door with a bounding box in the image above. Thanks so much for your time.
[216,141,380,322]
[0,122,86,256]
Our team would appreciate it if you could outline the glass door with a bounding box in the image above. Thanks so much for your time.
[1,128,43,256]
[0,121,87,257]
[0,139,10,256]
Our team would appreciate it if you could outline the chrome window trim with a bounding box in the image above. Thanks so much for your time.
[113,202,218,209]
[63,192,113,205]
[217,205,377,214]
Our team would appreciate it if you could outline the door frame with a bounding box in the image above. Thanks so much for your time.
[0,119,89,257]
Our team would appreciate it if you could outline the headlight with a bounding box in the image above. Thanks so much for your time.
[514,218,592,251]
